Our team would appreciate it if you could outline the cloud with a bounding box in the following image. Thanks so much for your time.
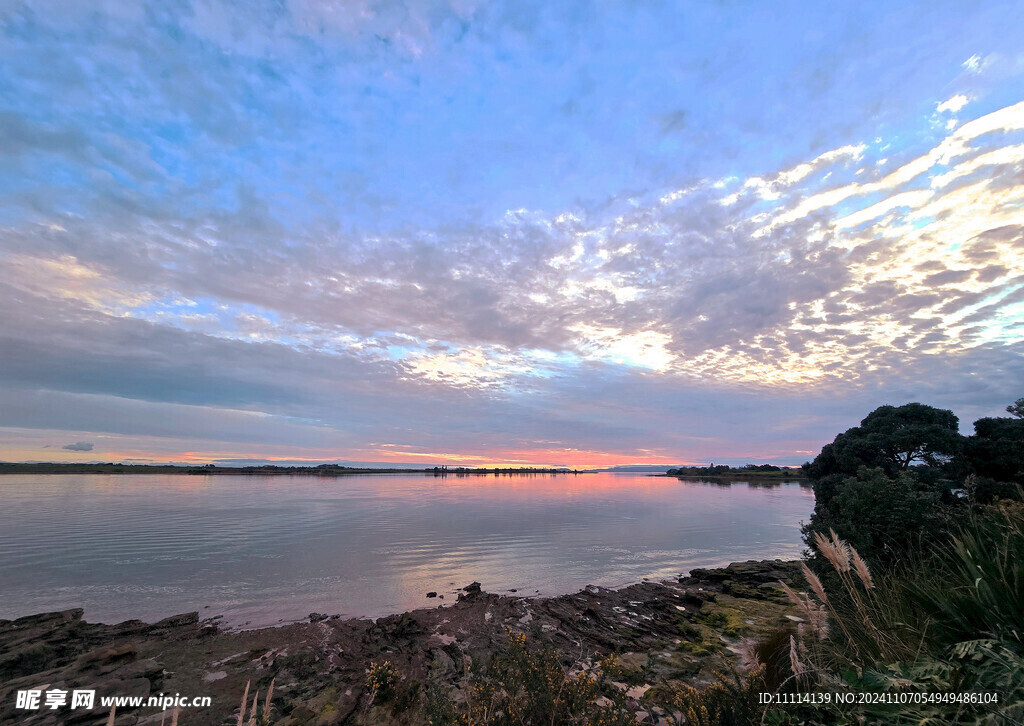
[4,100,1022,399]
[756,100,1024,233]
[62,441,94,451]
[963,54,984,73]
[1,2,1023,464]
[937,94,970,114]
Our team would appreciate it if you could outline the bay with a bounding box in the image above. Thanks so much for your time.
[0,472,814,627]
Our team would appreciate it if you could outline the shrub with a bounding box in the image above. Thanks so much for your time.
[647,667,769,726]
[366,660,397,704]
[803,466,957,572]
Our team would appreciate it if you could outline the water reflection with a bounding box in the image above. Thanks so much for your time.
[0,473,813,627]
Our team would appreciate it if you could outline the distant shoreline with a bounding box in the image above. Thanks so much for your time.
[0,462,809,479]
[0,462,585,476]
[656,471,808,480]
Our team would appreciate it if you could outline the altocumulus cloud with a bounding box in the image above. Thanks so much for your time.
[0,0,1023,466]
[61,442,94,452]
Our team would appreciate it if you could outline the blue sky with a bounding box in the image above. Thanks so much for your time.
[1,0,1023,466]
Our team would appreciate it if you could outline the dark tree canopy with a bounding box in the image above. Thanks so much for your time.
[804,403,963,482]
[803,399,1024,574]
[964,416,1024,486]
[802,403,965,572]
[802,467,950,570]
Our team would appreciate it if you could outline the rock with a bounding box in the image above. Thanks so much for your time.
[426,592,437,598]
[626,684,651,699]
[0,558,804,726]
[80,642,137,666]
[724,560,800,586]
[288,705,317,723]
[430,648,455,676]
[723,582,768,599]
[110,658,163,683]
[681,590,715,606]
[12,608,84,626]
[94,676,151,700]
[0,643,59,679]
[686,568,730,582]
[458,582,482,601]
[152,612,199,628]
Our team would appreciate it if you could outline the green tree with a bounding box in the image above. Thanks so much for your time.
[1006,396,1024,419]
[804,403,963,482]
[802,467,953,571]
[963,415,1024,489]
[802,403,966,573]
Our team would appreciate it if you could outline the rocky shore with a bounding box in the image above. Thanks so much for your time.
[0,560,803,726]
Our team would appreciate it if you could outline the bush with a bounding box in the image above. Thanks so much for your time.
[366,660,397,704]
[803,466,957,572]
[648,667,769,726]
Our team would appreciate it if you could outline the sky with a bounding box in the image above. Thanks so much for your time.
[1,0,1023,468]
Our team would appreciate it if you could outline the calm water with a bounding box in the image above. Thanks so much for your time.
[0,473,813,627]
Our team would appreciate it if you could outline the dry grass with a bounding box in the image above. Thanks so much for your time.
[765,505,1024,724]
[235,677,274,726]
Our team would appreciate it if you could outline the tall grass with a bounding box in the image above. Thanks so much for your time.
[235,677,275,726]
[769,503,1024,725]
[907,501,1024,650]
